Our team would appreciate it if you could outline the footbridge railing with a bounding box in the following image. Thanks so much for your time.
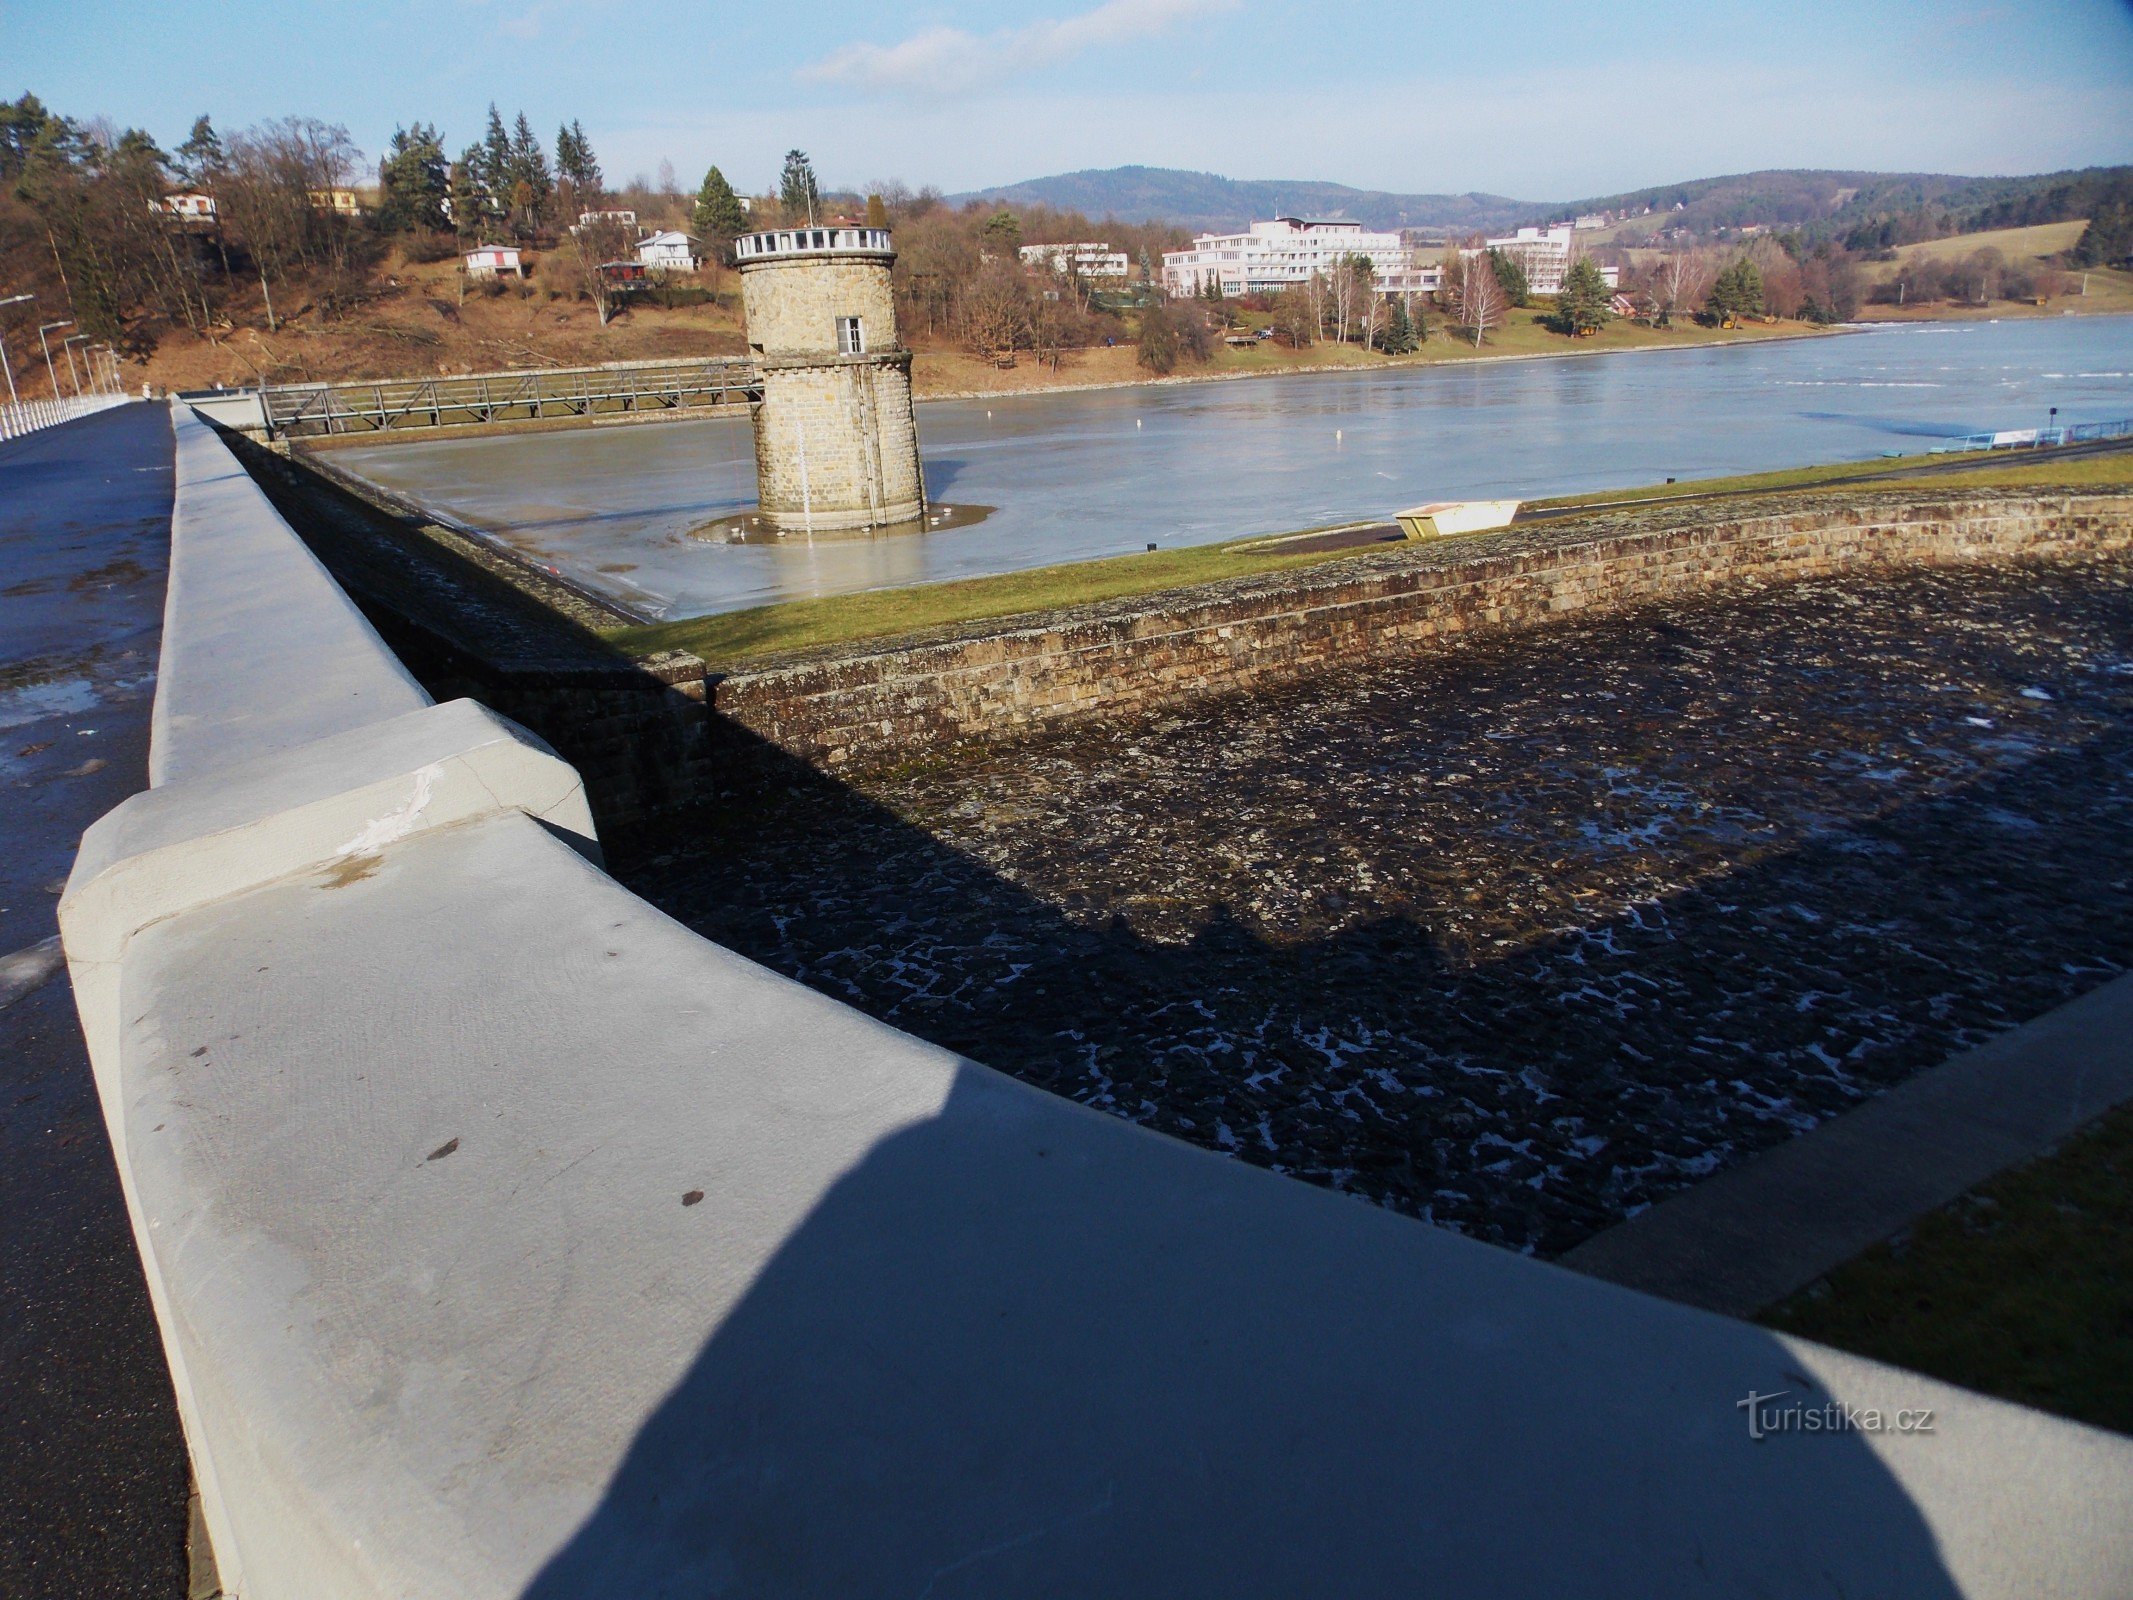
[1931,416,2133,453]
[184,356,762,440]
[56,403,2133,1597]
[1,391,132,442]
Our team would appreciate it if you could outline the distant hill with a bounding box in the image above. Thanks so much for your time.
[1559,166,2133,242]
[946,163,2133,242]
[945,166,1544,233]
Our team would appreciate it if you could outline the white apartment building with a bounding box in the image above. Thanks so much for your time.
[1019,241,1131,279]
[1162,217,1437,299]
[1473,226,1619,296]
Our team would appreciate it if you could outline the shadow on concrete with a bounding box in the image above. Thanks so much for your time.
[517,1059,1969,1597]
[516,672,2133,1589]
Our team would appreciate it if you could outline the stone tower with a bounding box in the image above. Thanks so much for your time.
[736,224,926,533]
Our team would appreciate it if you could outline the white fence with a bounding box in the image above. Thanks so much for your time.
[0,391,132,442]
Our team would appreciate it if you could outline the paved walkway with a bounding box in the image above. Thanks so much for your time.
[1562,969,2133,1317]
[0,404,188,1599]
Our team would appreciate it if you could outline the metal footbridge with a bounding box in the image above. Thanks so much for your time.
[181,357,763,441]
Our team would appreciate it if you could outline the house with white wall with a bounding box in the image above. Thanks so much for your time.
[464,246,526,279]
[635,230,699,272]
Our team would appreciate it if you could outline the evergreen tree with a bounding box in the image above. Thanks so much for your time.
[0,92,55,180]
[1377,297,1420,353]
[982,209,1021,250]
[450,145,488,241]
[479,104,513,207]
[2072,202,2133,270]
[555,119,601,195]
[1553,256,1613,336]
[1705,256,1764,324]
[692,165,747,243]
[509,112,552,224]
[376,123,449,234]
[1487,247,1529,307]
[778,148,819,220]
[865,192,888,229]
[174,115,223,187]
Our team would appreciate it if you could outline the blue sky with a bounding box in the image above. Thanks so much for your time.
[4,0,2131,201]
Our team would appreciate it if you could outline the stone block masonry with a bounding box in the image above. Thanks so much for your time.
[710,490,2133,771]
[750,356,923,531]
[740,239,926,533]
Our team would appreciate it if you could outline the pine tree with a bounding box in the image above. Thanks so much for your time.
[1487,248,1529,308]
[0,93,55,181]
[509,112,552,226]
[555,119,602,195]
[1705,256,1764,325]
[1554,256,1613,336]
[174,115,222,187]
[2072,203,2132,270]
[376,123,449,234]
[865,192,888,229]
[451,146,488,241]
[778,149,819,221]
[1378,297,1420,354]
[692,165,747,243]
[479,104,513,207]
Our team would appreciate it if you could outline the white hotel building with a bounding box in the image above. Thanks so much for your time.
[1019,241,1132,279]
[1474,226,1619,296]
[1161,217,1437,299]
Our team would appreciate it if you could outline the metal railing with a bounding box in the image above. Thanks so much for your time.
[1929,417,2133,454]
[255,356,762,439]
[0,391,132,442]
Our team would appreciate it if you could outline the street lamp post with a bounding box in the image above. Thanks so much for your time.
[0,291,32,406]
[37,320,73,401]
[62,334,90,397]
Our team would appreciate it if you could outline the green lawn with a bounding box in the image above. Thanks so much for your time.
[613,531,1388,668]
[1761,1103,2133,1435]
[1531,443,2133,509]
[612,445,2133,671]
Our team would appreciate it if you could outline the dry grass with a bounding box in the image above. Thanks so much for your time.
[1886,219,2087,267]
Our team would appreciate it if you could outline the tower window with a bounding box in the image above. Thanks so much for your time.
[836,316,864,355]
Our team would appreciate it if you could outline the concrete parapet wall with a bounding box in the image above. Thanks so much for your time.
[55,416,2133,1597]
[712,493,2133,768]
[157,407,431,784]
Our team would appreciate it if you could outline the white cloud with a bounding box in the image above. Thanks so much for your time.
[801,0,1237,96]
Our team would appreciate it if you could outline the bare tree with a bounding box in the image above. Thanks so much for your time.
[1329,254,1357,345]
[1346,254,1382,352]
[960,259,1031,363]
[565,215,636,325]
[219,117,363,329]
[1447,247,1504,347]
[1650,249,1710,328]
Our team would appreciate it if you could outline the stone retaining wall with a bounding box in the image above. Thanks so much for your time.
[712,492,2133,769]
